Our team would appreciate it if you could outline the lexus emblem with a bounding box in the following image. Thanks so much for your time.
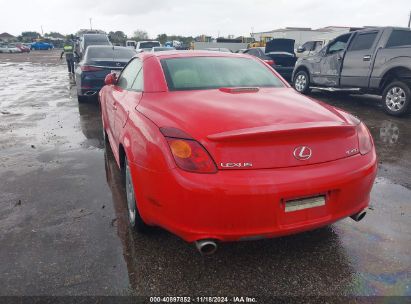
[116,62,121,66]
[293,146,312,160]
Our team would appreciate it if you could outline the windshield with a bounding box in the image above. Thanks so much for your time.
[139,41,160,48]
[161,57,285,91]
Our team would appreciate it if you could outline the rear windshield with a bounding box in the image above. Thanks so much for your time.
[86,47,136,60]
[139,41,160,48]
[161,57,284,91]
[85,35,109,42]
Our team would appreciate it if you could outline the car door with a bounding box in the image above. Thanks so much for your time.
[340,31,380,88]
[317,33,352,87]
[109,58,142,148]
[114,59,143,142]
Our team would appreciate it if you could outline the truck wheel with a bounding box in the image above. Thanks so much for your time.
[293,70,311,94]
[382,81,411,116]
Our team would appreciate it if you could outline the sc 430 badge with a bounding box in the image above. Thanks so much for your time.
[220,162,253,168]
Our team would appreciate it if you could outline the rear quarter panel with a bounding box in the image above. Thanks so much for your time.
[370,48,411,88]
[120,107,175,173]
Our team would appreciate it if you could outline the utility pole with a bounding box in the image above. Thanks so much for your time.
[408,10,411,28]
[89,18,93,30]
[41,25,44,36]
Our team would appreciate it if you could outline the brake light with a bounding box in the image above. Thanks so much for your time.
[357,123,373,155]
[264,59,275,65]
[81,65,103,72]
[161,128,217,174]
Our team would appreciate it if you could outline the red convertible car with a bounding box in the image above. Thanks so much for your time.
[99,51,377,254]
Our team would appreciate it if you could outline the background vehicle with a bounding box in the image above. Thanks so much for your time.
[99,51,376,254]
[15,43,30,53]
[30,41,54,50]
[79,34,111,58]
[296,39,328,58]
[136,40,161,52]
[293,27,411,116]
[203,47,231,52]
[126,40,137,49]
[248,35,272,48]
[244,39,297,81]
[151,46,176,52]
[0,44,21,53]
[75,46,136,102]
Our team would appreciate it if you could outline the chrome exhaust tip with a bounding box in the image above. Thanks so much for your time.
[195,240,218,255]
[85,91,96,96]
[350,210,367,222]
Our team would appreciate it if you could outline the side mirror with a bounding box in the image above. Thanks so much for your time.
[297,46,305,53]
[104,73,117,86]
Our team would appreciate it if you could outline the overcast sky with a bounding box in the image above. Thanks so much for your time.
[0,0,410,37]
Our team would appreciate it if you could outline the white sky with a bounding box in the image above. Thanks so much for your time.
[0,0,410,38]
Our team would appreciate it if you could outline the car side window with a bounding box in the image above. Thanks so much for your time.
[386,30,411,48]
[302,41,315,51]
[117,59,142,90]
[314,41,323,51]
[327,34,351,54]
[348,32,378,51]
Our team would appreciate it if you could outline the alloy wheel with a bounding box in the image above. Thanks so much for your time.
[386,87,406,112]
[295,74,307,92]
[125,162,136,226]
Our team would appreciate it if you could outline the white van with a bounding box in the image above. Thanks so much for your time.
[126,40,137,49]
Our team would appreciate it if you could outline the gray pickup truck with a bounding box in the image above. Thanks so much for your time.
[292,27,411,116]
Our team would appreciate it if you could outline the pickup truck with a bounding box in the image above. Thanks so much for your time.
[292,27,411,116]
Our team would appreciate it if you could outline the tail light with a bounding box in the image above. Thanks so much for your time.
[81,65,103,72]
[357,123,373,155]
[161,128,217,173]
[264,59,275,65]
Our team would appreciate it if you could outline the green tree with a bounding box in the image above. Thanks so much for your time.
[132,29,149,41]
[44,32,65,39]
[108,31,127,45]
[20,31,41,42]
[157,33,168,45]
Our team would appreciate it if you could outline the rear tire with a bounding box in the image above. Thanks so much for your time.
[382,81,411,116]
[124,156,149,232]
[293,70,311,94]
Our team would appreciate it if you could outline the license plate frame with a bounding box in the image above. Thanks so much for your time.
[284,195,326,212]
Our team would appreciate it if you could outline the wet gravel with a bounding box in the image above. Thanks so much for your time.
[0,51,410,297]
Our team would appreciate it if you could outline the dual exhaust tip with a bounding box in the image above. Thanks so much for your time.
[195,210,367,255]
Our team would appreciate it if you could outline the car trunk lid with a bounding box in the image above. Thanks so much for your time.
[138,88,359,170]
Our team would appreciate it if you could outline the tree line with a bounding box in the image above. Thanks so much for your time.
[15,29,195,46]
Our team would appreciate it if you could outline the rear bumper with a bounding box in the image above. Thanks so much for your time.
[78,73,109,96]
[130,151,377,243]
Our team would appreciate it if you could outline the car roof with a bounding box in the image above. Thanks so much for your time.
[87,45,129,50]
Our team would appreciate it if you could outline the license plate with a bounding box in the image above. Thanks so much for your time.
[285,195,325,212]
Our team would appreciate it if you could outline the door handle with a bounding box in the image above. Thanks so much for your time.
[112,103,117,110]
[363,55,371,61]
[337,56,342,61]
